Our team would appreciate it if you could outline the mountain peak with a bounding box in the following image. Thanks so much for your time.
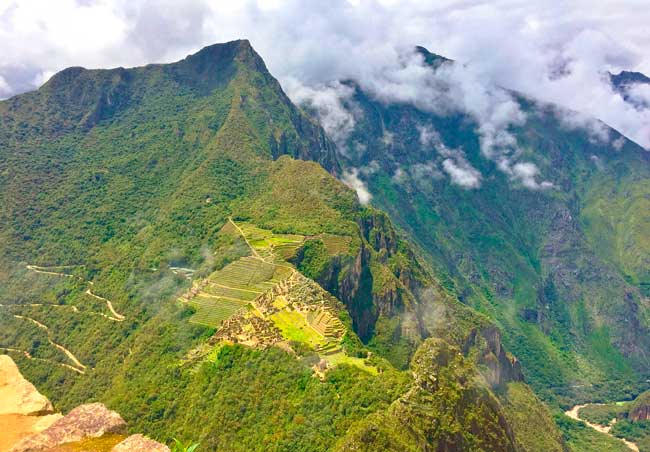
[610,69,650,87]
[179,39,268,76]
[415,45,453,68]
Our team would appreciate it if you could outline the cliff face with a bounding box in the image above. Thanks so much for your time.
[335,338,520,452]
[629,391,650,422]
[0,355,54,416]
[293,206,525,393]
[1,354,169,452]
[313,49,650,403]
[464,325,524,389]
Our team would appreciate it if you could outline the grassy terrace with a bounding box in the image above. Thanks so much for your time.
[270,309,327,349]
[187,253,293,328]
[182,220,376,374]
[189,296,247,327]
[238,222,305,262]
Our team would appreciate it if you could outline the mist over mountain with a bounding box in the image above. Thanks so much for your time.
[1,2,650,452]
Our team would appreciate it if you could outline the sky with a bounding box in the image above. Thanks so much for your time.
[1,0,650,151]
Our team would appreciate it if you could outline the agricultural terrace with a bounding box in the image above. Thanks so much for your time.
[180,219,375,374]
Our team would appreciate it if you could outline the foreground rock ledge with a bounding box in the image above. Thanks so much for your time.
[111,434,170,452]
[0,355,54,416]
[10,403,127,452]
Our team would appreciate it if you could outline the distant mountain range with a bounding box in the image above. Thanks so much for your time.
[1,39,649,451]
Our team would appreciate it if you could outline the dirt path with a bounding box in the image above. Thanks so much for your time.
[25,264,125,321]
[210,283,262,294]
[228,219,299,279]
[565,404,639,451]
[229,218,263,260]
[12,315,86,374]
[0,347,84,375]
[85,289,125,321]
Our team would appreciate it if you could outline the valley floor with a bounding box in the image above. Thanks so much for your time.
[565,403,639,451]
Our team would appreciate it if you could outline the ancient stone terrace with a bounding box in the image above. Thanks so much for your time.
[308,310,345,338]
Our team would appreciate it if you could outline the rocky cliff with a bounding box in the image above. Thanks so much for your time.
[629,391,650,422]
[1,355,168,452]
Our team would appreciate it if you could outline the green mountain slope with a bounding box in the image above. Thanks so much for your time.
[327,46,650,406]
[0,40,563,450]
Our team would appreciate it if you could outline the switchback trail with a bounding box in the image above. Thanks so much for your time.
[0,347,84,375]
[85,288,125,321]
[11,315,86,374]
[565,404,639,452]
[25,264,125,321]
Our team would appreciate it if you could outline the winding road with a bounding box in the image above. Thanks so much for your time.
[10,315,86,374]
[565,404,639,452]
[0,264,129,375]
[26,264,125,321]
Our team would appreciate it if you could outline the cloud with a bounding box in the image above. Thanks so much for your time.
[284,79,357,148]
[341,168,372,205]
[1,0,649,150]
[417,124,439,146]
[442,157,481,189]
[510,162,553,190]
[0,75,10,99]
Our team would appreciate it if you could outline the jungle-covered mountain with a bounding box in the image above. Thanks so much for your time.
[324,46,650,407]
[0,38,646,451]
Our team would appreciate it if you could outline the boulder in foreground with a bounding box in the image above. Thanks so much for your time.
[10,403,126,452]
[0,355,54,416]
[111,434,170,452]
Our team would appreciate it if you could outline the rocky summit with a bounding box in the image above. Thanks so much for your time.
[1,23,650,452]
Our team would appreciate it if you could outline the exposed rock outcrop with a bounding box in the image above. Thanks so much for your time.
[464,326,524,388]
[111,434,170,452]
[10,403,126,452]
[629,390,650,422]
[0,355,54,416]
[335,338,519,452]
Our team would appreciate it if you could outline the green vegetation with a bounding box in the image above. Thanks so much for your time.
[578,403,628,426]
[270,309,326,347]
[188,296,246,328]
[0,40,569,450]
[293,239,330,280]
[324,350,378,375]
[501,382,565,452]
[611,420,650,451]
[331,50,650,407]
[171,439,200,452]
[556,415,630,452]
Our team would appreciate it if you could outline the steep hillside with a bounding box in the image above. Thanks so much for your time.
[324,46,650,405]
[0,41,562,450]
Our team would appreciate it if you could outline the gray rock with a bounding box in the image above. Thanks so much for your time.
[111,434,170,452]
[10,402,126,452]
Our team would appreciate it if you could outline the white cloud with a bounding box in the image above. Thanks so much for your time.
[341,168,372,205]
[392,166,406,183]
[441,157,481,189]
[0,75,10,99]
[0,0,649,150]
[417,124,439,146]
[411,161,443,182]
[284,79,356,147]
[510,162,553,190]
[613,135,626,150]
